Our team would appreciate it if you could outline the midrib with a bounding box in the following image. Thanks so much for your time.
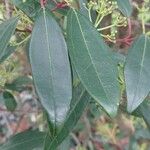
[43,9,57,131]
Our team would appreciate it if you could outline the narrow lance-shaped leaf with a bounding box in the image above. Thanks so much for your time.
[29,9,72,130]
[67,9,120,117]
[0,46,17,63]
[116,0,132,17]
[0,17,18,59]
[45,84,90,150]
[0,130,45,150]
[125,35,150,112]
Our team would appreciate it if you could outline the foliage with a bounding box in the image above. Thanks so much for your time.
[0,0,150,150]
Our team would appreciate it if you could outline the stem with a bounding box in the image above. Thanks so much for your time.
[142,13,145,34]
[94,14,104,28]
[88,7,92,22]
[97,24,116,31]
[14,35,30,46]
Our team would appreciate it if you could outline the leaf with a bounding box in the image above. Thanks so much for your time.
[0,46,17,63]
[12,0,69,21]
[11,0,41,20]
[3,91,17,111]
[5,76,32,92]
[67,9,120,117]
[116,0,132,17]
[44,134,70,150]
[0,17,18,60]
[29,10,72,130]
[45,84,90,150]
[79,0,88,18]
[0,130,45,150]
[125,35,150,112]
[135,99,150,129]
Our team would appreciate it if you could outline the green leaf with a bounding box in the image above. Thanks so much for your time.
[0,46,17,63]
[136,99,150,129]
[5,76,32,92]
[11,0,41,20]
[0,130,45,150]
[0,17,18,60]
[67,9,120,117]
[79,0,88,18]
[44,134,70,150]
[12,0,69,20]
[45,84,90,150]
[3,91,17,111]
[116,0,132,17]
[125,35,150,112]
[29,10,72,130]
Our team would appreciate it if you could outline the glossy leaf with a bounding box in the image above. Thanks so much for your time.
[29,10,72,129]
[125,35,150,112]
[0,17,18,60]
[0,130,45,150]
[3,91,17,111]
[45,84,90,150]
[116,0,132,17]
[67,9,120,117]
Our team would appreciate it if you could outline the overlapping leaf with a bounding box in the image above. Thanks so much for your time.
[0,130,45,150]
[67,9,120,117]
[125,35,150,112]
[0,17,18,61]
[45,84,90,150]
[29,10,72,130]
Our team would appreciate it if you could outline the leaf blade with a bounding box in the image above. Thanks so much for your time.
[0,130,45,150]
[125,35,150,112]
[29,10,72,130]
[116,0,132,17]
[67,9,120,117]
[46,84,90,150]
[0,17,18,59]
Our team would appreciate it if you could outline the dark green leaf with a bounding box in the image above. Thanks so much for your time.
[5,76,32,92]
[44,134,70,150]
[0,130,45,150]
[132,98,150,129]
[0,46,17,63]
[46,84,90,150]
[12,0,69,20]
[67,9,120,117]
[0,17,18,60]
[116,0,132,17]
[3,91,17,111]
[125,35,150,112]
[29,10,72,130]
[11,0,41,19]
